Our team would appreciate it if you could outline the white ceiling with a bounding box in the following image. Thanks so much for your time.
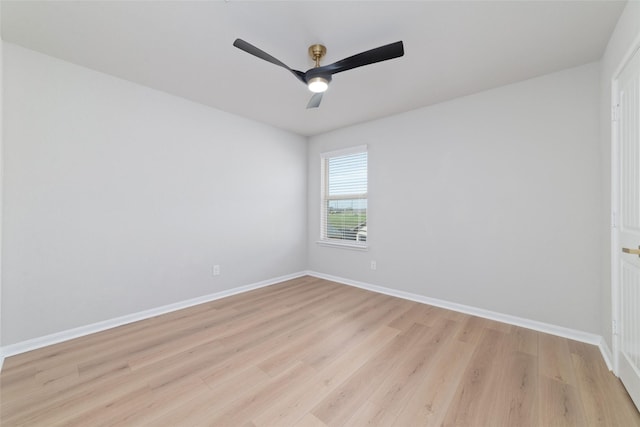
[0,1,626,136]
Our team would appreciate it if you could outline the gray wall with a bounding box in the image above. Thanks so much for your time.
[308,63,602,333]
[4,7,638,347]
[1,43,307,345]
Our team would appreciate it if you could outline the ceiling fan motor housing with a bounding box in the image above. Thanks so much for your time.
[305,67,332,85]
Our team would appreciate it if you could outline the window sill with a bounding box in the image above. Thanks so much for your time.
[316,240,368,251]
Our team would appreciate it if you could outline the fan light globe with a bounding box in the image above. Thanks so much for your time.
[308,77,329,93]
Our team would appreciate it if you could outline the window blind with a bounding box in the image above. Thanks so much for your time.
[320,148,367,244]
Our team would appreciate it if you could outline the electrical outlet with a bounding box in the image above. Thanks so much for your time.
[370,261,377,270]
[213,265,220,276]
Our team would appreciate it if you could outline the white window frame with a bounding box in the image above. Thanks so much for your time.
[318,145,368,250]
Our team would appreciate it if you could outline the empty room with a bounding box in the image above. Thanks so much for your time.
[1,0,640,425]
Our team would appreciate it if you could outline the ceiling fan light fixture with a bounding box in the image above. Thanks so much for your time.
[308,76,329,93]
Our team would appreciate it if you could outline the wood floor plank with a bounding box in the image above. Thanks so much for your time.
[301,294,411,370]
[294,413,327,427]
[310,322,432,426]
[538,376,588,426]
[455,315,491,344]
[256,312,351,376]
[252,325,401,427]
[539,333,577,385]
[208,362,318,426]
[2,301,225,375]
[569,340,640,426]
[387,302,436,330]
[344,399,389,426]
[391,339,475,427]
[1,276,638,426]
[146,365,272,426]
[107,374,213,426]
[63,374,209,426]
[513,324,540,357]
[367,318,460,416]
[442,328,509,426]
[499,351,539,425]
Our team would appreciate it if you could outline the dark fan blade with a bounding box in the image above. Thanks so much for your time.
[233,39,305,83]
[312,41,404,76]
[307,92,323,109]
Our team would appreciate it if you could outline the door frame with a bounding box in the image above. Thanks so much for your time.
[611,35,640,377]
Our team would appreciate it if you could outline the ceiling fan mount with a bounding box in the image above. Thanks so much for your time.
[233,38,404,109]
[308,44,327,67]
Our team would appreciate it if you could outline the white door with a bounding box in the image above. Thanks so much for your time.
[615,44,640,411]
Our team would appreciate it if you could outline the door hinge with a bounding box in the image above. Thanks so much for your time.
[612,319,618,335]
[612,104,620,122]
[612,211,618,228]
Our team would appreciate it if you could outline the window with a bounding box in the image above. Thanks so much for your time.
[320,146,367,247]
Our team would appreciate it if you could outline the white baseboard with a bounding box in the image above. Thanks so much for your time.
[307,271,614,370]
[598,337,614,371]
[0,271,307,363]
[0,270,614,373]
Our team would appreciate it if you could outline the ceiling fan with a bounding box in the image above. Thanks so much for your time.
[233,39,405,109]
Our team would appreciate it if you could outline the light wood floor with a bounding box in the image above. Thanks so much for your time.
[1,276,639,426]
